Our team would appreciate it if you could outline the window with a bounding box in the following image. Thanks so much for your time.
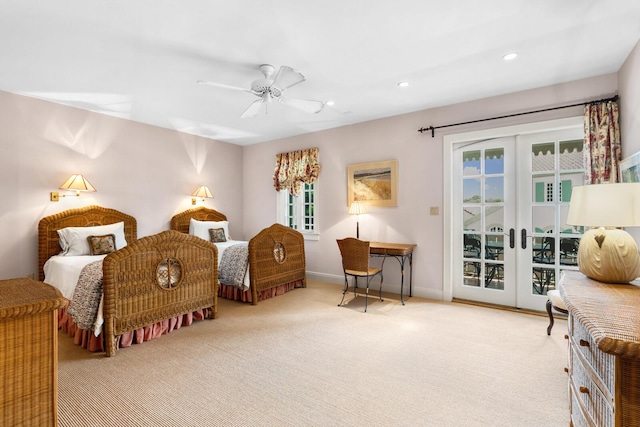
[277,182,319,240]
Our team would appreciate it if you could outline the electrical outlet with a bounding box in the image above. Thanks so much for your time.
[50,192,60,201]
[430,206,439,215]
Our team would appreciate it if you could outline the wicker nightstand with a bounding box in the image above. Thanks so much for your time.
[0,278,66,427]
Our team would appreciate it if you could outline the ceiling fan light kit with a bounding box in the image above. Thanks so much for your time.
[199,64,325,118]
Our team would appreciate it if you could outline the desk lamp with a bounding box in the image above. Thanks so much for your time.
[348,201,366,239]
[566,183,640,283]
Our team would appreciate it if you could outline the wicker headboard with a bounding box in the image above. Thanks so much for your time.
[170,207,228,234]
[38,205,137,281]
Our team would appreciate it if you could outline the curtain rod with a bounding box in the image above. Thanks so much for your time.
[417,95,619,137]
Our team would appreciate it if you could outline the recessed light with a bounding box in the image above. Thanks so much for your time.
[326,100,335,106]
[502,52,518,61]
[397,81,410,88]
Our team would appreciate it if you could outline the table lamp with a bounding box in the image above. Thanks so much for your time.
[348,201,366,239]
[566,183,640,283]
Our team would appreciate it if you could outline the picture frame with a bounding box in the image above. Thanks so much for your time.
[347,160,398,207]
[620,151,640,183]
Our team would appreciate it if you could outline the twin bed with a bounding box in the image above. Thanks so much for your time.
[39,205,306,356]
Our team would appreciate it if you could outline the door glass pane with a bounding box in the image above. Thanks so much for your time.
[485,263,504,290]
[463,150,481,176]
[463,178,481,203]
[532,173,555,203]
[559,237,579,266]
[559,139,583,170]
[486,235,504,261]
[485,206,504,233]
[463,207,481,231]
[532,142,555,172]
[485,177,504,203]
[532,267,555,295]
[463,261,481,287]
[485,148,504,174]
[532,206,555,234]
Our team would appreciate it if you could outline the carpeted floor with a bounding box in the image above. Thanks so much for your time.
[57,280,569,426]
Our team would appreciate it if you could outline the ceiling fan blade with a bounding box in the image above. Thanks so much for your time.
[240,99,265,118]
[197,80,257,95]
[279,96,325,114]
[271,66,306,92]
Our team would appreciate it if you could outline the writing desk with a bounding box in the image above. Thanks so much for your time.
[369,242,416,305]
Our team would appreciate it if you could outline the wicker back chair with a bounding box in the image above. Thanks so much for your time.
[336,238,383,312]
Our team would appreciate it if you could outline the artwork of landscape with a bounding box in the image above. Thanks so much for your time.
[347,160,398,207]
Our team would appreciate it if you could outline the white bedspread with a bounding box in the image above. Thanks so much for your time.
[44,254,106,335]
[215,240,250,290]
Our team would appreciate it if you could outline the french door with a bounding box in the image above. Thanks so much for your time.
[451,127,584,311]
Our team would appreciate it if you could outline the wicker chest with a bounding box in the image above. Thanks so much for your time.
[0,278,66,427]
[560,271,640,427]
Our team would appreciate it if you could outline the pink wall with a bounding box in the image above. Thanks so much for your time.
[0,91,243,280]
[1,59,633,296]
[243,74,618,299]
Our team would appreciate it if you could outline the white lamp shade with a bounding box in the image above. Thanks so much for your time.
[192,185,213,199]
[59,174,96,192]
[566,183,640,227]
[348,201,366,215]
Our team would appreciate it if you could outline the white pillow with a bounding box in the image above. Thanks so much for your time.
[58,222,127,256]
[189,218,230,242]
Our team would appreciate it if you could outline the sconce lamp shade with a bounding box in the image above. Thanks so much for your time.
[191,185,213,205]
[348,201,367,216]
[192,185,213,199]
[567,183,640,283]
[59,174,97,193]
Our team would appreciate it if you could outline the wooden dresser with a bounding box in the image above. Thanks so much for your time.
[0,278,66,427]
[560,271,640,427]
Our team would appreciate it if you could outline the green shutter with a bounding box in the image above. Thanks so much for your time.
[535,182,544,202]
[561,180,572,202]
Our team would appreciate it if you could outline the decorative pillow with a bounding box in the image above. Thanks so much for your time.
[58,222,127,256]
[87,234,117,255]
[189,218,231,241]
[209,228,227,243]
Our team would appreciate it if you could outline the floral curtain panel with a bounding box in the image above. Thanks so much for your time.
[273,147,321,195]
[583,99,621,184]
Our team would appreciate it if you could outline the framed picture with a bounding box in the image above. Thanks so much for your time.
[347,160,398,207]
[620,151,640,183]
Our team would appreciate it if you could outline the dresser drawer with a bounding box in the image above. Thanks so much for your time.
[570,344,614,427]
[570,314,615,394]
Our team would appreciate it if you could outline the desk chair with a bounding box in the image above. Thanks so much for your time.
[336,238,383,312]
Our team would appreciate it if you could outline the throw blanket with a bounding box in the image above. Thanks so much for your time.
[67,260,103,331]
[219,242,249,290]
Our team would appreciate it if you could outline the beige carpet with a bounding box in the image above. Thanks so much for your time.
[58,280,570,426]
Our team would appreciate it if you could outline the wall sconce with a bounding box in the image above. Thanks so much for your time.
[50,174,97,202]
[191,185,213,205]
[348,201,367,239]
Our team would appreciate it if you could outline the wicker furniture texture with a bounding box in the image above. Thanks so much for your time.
[559,271,640,426]
[0,278,66,426]
[171,207,306,304]
[336,238,383,312]
[38,205,219,356]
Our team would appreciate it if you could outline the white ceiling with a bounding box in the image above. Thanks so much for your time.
[1,1,640,146]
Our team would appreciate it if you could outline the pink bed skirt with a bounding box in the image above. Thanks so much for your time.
[218,279,305,303]
[57,304,208,353]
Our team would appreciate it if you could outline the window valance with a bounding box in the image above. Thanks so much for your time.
[273,147,321,195]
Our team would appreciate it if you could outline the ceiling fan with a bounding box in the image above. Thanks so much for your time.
[198,64,325,118]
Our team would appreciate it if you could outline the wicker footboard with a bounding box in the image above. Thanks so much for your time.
[248,223,306,305]
[102,230,218,357]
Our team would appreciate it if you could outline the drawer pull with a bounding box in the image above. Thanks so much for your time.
[579,386,589,394]
[579,339,589,347]
[564,367,569,373]
[564,334,569,340]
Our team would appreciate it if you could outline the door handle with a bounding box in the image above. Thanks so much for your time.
[521,229,527,249]
[509,228,515,249]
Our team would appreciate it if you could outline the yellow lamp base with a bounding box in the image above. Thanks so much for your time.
[578,228,640,283]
